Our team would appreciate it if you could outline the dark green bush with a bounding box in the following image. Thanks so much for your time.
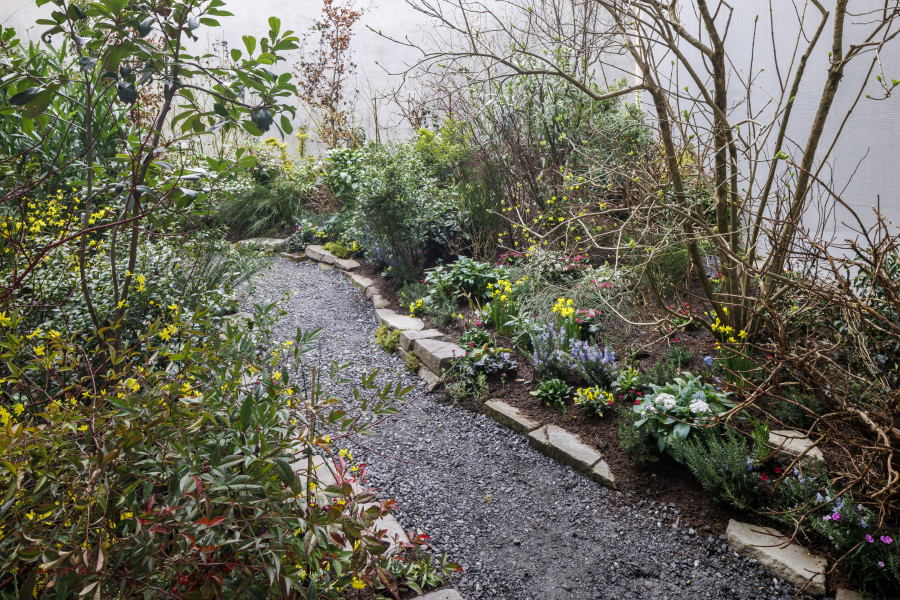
[217,178,313,238]
[678,429,763,509]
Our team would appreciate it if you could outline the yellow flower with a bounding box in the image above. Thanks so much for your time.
[34,345,45,357]
[351,577,366,589]
[12,403,24,416]
[0,312,11,327]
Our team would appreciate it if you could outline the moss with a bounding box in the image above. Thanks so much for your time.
[405,350,421,373]
[375,323,401,353]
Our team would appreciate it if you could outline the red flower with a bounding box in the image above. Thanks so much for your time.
[760,473,768,482]
[774,467,783,474]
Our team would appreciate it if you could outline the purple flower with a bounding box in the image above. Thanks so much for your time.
[878,562,885,568]
[866,535,875,543]
[703,356,713,367]
[831,512,841,522]
[881,536,893,544]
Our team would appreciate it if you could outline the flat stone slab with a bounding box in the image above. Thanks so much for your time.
[371,294,390,309]
[590,459,617,489]
[416,590,465,600]
[280,252,306,262]
[483,400,540,434]
[418,365,441,387]
[399,329,445,352]
[236,237,285,252]
[835,590,863,600]
[414,338,463,375]
[528,425,603,474]
[726,520,827,597]
[375,308,425,332]
[347,272,376,292]
[769,429,825,465]
[305,244,334,264]
[334,257,360,270]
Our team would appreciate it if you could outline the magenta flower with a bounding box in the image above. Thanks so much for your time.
[881,536,893,544]
[832,513,842,522]
[866,535,875,543]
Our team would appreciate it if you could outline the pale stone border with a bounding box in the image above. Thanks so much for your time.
[726,519,827,597]
[299,252,621,498]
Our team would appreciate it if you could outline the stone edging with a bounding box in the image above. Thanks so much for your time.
[293,247,855,599]
[300,247,619,492]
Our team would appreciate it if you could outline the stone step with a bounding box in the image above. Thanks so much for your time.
[527,425,616,489]
[375,308,425,332]
[346,272,377,295]
[371,294,390,309]
[280,252,306,262]
[725,520,827,597]
[769,429,825,465]
[304,244,333,264]
[483,400,540,434]
[399,329,446,352]
[414,338,463,375]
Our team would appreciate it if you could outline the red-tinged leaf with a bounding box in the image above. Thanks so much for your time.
[195,516,226,527]
[375,566,400,600]
[180,533,196,544]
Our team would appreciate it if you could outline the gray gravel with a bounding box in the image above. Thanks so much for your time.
[244,258,828,600]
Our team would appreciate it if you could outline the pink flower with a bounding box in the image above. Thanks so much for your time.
[634,400,640,405]
[475,321,482,326]
[881,536,893,544]
[866,535,875,543]
[832,513,842,522]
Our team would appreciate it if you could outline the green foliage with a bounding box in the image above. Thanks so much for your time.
[322,240,356,259]
[349,142,459,281]
[775,472,900,597]
[425,257,507,302]
[445,369,489,405]
[664,344,692,369]
[323,146,363,204]
[632,373,734,458]
[375,323,401,353]
[0,306,438,599]
[531,378,573,413]
[284,216,333,251]
[617,404,659,466]
[459,328,492,349]
[679,428,763,509]
[398,282,429,310]
[614,365,643,404]
[217,178,313,238]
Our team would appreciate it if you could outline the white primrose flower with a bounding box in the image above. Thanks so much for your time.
[654,393,677,411]
[689,399,712,414]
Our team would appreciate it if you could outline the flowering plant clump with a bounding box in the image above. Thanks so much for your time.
[570,340,618,388]
[777,474,900,595]
[459,328,493,349]
[574,386,614,417]
[530,324,575,378]
[561,253,590,273]
[486,278,525,335]
[632,373,734,455]
[531,378,573,413]
[285,217,331,251]
[552,297,581,341]
[614,365,644,404]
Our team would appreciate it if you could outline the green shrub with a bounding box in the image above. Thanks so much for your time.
[632,373,734,458]
[445,369,489,404]
[398,282,430,310]
[0,307,443,598]
[425,257,507,302]
[618,404,659,466]
[375,323,401,353]
[459,328,493,349]
[678,428,764,509]
[531,378,573,413]
[217,177,313,238]
[349,143,459,281]
[774,388,823,430]
[323,240,355,259]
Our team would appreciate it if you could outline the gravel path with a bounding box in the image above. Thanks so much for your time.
[244,258,823,600]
